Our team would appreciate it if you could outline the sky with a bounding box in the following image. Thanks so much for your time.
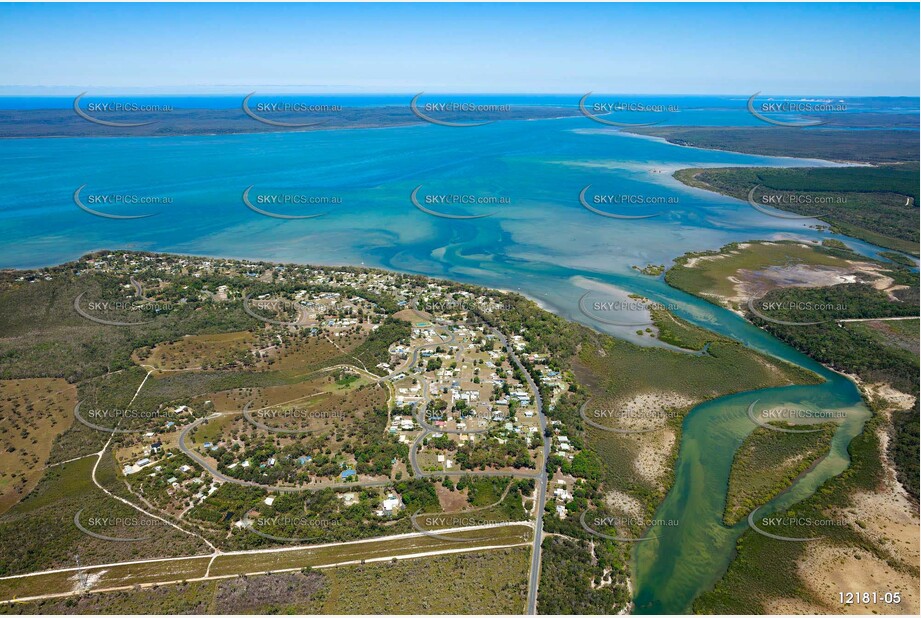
[0,2,918,95]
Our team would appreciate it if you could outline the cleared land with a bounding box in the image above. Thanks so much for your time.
[0,524,531,602]
[0,547,530,614]
[0,379,76,514]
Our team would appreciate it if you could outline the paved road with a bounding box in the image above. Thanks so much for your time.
[408,326,549,612]
[492,329,549,615]
[177,319,550,611]
[177,414,393,493]
[836,315,920,323]
[1,523,532,604]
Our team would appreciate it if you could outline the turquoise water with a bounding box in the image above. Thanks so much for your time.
[0,110,891,611]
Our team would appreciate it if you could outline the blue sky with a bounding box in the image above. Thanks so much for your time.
[0,2,918,95]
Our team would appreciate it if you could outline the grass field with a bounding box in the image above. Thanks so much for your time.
[0,379,76,515]
[140,332,256,371]
[665,240,857,305]
[0,524,531,602]
[0,456,210,581]
[318,547,529,613]
[0,547,529,614]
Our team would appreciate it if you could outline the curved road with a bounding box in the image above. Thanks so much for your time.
[177,414,393,493]
[404,326,549,613]
[176,320,549,611]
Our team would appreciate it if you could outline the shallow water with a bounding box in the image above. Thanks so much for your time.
[0,108,885,610]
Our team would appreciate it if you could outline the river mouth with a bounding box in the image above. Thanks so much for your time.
[0,114,882,611]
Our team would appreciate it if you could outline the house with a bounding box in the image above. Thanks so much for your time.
[340,469,357,480]
[381,495,401,515]
[340,492,358,506]
[264,496,275,506]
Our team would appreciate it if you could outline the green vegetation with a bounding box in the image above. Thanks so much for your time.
[649,307,715,351]
[632,264,665,276]
[665,240,856,306]
[628,126,919,163]
[724,423,836,525]
[695,415,897,614]
[346,317,411,375]
[477,285,823,611]
[749,298,919,501]
[537,537,630,614]
[748,284,918,395]
[427,429,534,471]
[0,378,75,514]
[319,548,529,613]
[0,546,531,614]
[666,240,920,501]
[673,164,920,254]
[0,457,208,577]
[0,271,258,383]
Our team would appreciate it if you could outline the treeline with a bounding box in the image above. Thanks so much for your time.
[674,164,920,253]
[750,283,919,499]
